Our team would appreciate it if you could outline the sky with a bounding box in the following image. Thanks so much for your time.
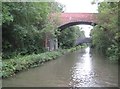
[55,0,98,37]
[56,0,98,13]
[77,25,93,37]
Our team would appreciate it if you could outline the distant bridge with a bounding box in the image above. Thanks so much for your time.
[75,37,92,45]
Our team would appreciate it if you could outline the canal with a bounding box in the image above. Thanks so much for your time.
[2,47,118,87]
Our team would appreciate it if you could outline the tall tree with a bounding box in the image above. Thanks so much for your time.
[91,2,119,60]
[2,2,63,59]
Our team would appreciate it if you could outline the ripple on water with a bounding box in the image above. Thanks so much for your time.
[69,47,100,87]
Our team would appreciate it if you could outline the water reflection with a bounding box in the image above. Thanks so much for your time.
[81,47,92,73]
[3,47,118,87]
[69,47,96,87]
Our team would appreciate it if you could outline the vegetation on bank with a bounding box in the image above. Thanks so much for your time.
[2,45,84,78]
[1,2,86,78]
[91,2,119,61]
[2,1,119,79]
[58,26,85,49]
[2,2,63,59]
[2,2,84,60]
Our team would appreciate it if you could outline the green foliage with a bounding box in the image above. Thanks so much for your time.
[2,45,83,78]
[91,2,119,61]
[107,44,119,61]
[2,3,13,24]
[2,50,63,78]
[91,26,112,54]
[2,2,63,59]
[58,26,85,49]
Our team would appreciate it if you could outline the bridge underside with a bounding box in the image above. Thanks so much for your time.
[58,21,97,30]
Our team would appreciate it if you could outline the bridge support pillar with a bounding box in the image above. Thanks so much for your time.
[45,36,58,51]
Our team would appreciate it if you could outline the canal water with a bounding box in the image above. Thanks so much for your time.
[2,47,118,87]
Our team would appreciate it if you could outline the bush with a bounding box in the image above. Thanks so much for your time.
[2,50,63,78]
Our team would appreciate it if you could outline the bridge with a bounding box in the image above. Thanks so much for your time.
[52,13,98,30]
[47,13,98,50]
[75,37,92,45]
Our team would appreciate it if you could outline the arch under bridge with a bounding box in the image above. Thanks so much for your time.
[47,13,98,50]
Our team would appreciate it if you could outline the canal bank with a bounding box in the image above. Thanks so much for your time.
[2,47,118,87]
[2,45,84,78]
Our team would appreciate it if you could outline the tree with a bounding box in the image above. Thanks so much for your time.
[2,2,63,59]
[58,26,85,49]
[91,2,119,60]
